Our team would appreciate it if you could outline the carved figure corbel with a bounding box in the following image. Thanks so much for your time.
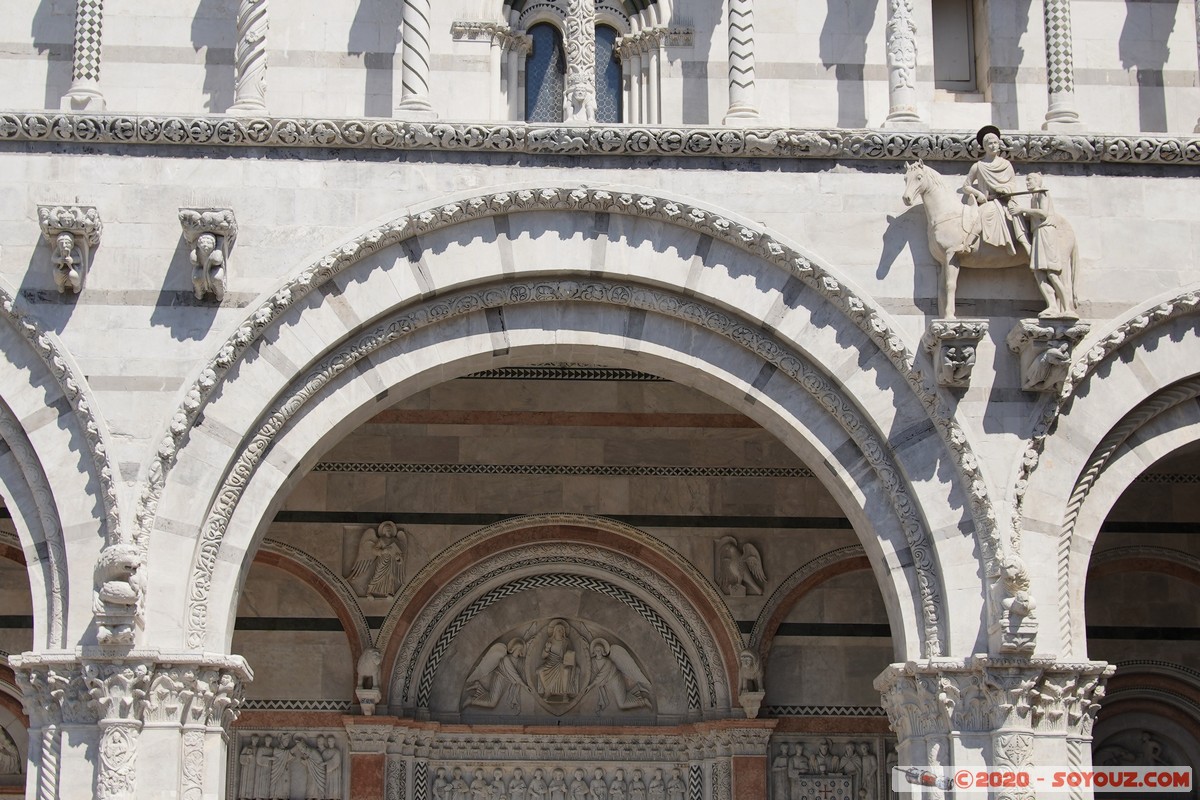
[923,320,988,389]
[93,543,147,645]
[989,552,1038,655]
[737,649,765,719]
[179,208,238,301]
[38,205,102,294]
[355,648,383,715]
[1006,319,1090,393]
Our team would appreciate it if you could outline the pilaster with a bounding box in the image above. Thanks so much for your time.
[10,651,251,800]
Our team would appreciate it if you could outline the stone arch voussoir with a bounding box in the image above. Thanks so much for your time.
[142,185,1001,657]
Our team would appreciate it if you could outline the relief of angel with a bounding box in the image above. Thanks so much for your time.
[715,535,766,596]
[348,520,406,598]
[584,638,652,711]
[463,637,533,712]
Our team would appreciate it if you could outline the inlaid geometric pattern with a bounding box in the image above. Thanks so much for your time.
[1042,0,1075,94]
[763,705,889,717]
[689,764,703,800]
[72,0,105,81]
[414,762,428,800]
[313,461,813,479]
[417,572,702,711]
[242,699,354,711]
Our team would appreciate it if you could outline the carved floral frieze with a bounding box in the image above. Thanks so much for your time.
[2,114,1197,165]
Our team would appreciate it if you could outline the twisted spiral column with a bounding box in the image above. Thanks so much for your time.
[1042,0,1084,130]
[884,0,923,127]
[723,0,760,123]
[63,0,107,110]
[37,728,59,800]
[397,0,437,117]
[228,0,269,115]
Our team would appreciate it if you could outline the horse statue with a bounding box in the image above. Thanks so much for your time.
[902,160,1079,320]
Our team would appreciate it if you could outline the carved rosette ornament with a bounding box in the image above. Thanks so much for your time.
[563,0,598,122]
[1006,319,1090,394]
[923,320,988,389]
[37,205,102,294]
[179,208,238,302]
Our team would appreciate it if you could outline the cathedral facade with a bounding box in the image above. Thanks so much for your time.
[0,0,1199,798]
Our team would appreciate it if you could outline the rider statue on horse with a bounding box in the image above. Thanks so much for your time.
[902,126,1079,320]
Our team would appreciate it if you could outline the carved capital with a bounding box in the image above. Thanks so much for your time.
[179,208,237,302]
[144,658,249,728]
[1007,318,1090,393]
[923,319,988,389]
[344,721,394,753]
[37,205,102,294]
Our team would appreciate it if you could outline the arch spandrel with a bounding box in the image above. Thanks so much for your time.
[138,185,1007,659]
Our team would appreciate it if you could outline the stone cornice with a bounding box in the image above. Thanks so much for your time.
[2,112,1199,165]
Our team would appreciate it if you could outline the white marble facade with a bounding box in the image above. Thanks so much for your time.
[0,1,1199,798]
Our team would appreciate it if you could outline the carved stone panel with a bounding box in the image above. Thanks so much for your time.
[460,618,654,718]
[342,522,407,599]
[923,320,988,389]
[771,738,888,800]
[714,536,765,596]
[230,731,345,800]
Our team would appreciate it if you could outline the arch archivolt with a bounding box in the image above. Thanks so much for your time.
[379,515,736,714]
[1018,301,1200,657]
[141,184,1007,658]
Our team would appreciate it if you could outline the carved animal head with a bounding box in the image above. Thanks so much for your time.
[94,543,144,583]
[901,160,928,207]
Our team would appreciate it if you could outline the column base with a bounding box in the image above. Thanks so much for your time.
[1044,94,1084,131]
[62,82,106,112]
[722,104,761,126]
[883,109,925,130]
[227,101,269,117]
[396,97,439,121]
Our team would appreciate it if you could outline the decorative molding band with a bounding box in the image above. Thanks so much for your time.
[763,705,888,717]
[465,364,665,380]
[143,186,989,655]
[311,462,814,478]
[2,113,1198,165]
[241,698,354,712]
[1134,473,1200,484]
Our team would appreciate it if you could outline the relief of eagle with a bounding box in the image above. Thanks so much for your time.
[715,535,766,596]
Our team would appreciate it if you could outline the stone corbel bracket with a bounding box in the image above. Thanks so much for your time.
[923,319,988,389]
[37,205,102,294]
[1006,318,1091,393]
[179,208,238,302]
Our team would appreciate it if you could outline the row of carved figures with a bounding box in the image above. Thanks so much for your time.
[35,205,236,300]
[772,740,884,800]
[236,732,344,800]
[430,764,688,800]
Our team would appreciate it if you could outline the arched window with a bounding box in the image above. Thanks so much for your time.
[594,25,623,123]
[525,23,566,122]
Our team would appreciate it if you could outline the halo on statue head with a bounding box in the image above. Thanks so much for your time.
[975,125,1002,146]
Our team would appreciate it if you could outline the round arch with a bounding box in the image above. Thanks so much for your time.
[0,280,122,648]
[377,515,738,717]
[140,184,1002,660]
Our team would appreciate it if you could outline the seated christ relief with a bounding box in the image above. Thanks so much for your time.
[462,618,654,717]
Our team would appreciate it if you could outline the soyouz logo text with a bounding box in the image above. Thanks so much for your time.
[893,766,1192,794]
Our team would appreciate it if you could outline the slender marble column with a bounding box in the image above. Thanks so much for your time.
[397,0,437,117]
[1194,0,1200,131]
[489,34,503,119]
[629,48,644,124]
[63,0,107,110]
[646,34,662,124]
[228,0,269,115]
[1042,0,1084,130]
[884,0,923,127]
[723,0,760,123]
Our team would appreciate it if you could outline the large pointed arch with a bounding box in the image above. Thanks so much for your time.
[138,184,1004,660]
